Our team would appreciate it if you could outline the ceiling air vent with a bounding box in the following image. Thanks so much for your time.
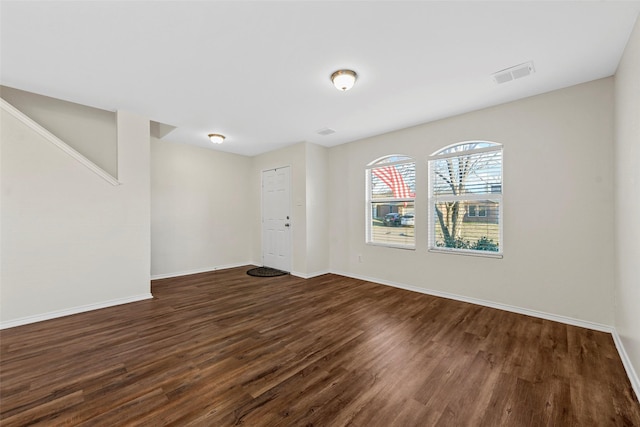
[316,127,336,136]
[492,61,535,84]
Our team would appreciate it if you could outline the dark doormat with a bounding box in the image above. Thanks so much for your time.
[247,267,288,277]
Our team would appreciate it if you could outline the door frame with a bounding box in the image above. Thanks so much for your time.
[261,165,292,272]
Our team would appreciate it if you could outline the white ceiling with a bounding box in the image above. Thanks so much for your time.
[2,1,639,156]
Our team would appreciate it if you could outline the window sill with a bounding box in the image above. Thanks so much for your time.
[428,248,503,259]
[367,242,416,250]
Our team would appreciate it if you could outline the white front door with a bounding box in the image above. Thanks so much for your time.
[262,167,291,272]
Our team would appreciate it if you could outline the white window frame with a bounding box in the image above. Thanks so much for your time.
[366,155,416,249]
[428,141,503,258]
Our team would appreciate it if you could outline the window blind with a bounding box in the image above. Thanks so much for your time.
[429,142,503,255]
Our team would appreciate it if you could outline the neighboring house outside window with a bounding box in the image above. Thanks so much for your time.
[428,141,503,256]
[366,155,416,248]
[467,204,488,218]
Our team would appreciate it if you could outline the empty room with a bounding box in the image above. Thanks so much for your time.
[1,1,640,425]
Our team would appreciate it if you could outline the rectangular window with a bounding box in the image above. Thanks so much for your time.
[468,204,488,218]
[366,157,415,248]
[434,200,499,251]
[370,201,415,247]
[429,142,502,256]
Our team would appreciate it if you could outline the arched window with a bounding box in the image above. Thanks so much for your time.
[366,155,415,248]
[428,141,503,256]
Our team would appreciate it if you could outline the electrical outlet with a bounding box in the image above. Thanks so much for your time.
[357,254,363,263]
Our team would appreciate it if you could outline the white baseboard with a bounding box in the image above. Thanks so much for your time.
[330,270,614,333]
[0,293,153,330]
[291,269,331,279]
[612,330,640,402]
[151,262,255,280]
[153,263,329,281]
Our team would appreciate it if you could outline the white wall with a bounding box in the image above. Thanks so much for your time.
[330,78,615,326]
[150,138,252,278]
[614,16,640,392]
[0,108,150,326]
[305,142,330,276]
[0,86,117,177]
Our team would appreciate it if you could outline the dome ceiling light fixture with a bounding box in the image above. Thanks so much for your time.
[208,133,226,144]
[331,69,357,92]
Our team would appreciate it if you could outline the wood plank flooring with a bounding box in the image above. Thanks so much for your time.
[1,267,639,426]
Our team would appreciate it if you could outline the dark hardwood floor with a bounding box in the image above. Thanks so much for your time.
[1,267,639,426]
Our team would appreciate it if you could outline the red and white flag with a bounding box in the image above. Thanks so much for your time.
[372,166,415,198]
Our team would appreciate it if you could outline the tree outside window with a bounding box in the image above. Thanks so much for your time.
[428,142,503,255]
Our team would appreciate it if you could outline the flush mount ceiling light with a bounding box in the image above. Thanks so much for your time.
[208,133,226,144]
[331,69,357,91]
